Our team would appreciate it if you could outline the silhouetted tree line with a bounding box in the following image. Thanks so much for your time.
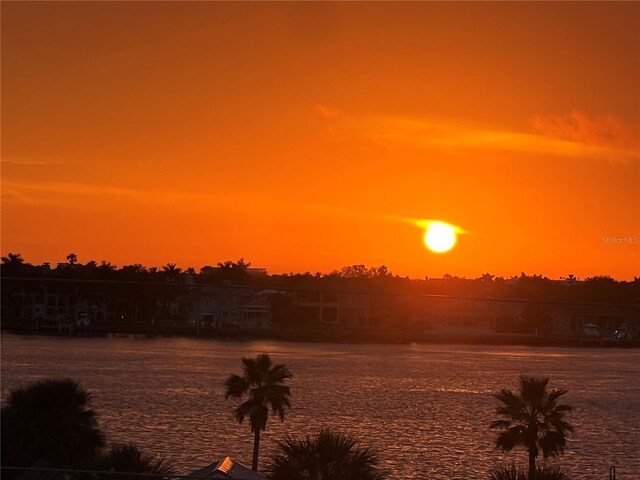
[2,252,638,303]
[2,254,638,338]
[2,253,639,337]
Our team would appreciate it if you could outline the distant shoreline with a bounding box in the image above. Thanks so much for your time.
[3,328,639,349]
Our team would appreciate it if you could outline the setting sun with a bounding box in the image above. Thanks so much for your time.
[424,221,458,253]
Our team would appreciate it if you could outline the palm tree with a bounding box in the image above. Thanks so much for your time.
[67,252,78,265]
[95,443,173,480]
[224,354,292,471]
[268,428,386,480]
[1,252,24,265]
[232,258,253,283]
[162,263,182,282]
[235,257,252,270]
[491,376,574,480]
[99,260,116,271]
[1,379,105,475]
[217,260,234,269]
[1,253,27,276]
[217,260,234,282]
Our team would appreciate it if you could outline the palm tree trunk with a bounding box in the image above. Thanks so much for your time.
[252,428,261,471]
[528,450,536,480]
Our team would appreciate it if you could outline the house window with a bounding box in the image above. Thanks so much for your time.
[324,292,338,303]
[297,291,320,303]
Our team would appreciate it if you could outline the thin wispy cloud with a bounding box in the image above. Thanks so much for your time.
[322,110,639,162]
[0,181,156,208]
[1,179,419,232]
[531,110,639,154]
[1,180,267,210]
[1,158,66,166]
[0,180,370,220]
[1,181,157,201]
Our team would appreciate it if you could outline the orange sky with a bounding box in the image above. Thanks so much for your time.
[2,2,639,280]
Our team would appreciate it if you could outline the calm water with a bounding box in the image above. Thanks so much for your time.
[1,334,639,479]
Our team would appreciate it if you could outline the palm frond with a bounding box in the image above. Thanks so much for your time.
[224,374,249,399]
[489,464,527,480]
[233,399,255,425]
[241,357,259,384]
[266,364,293,384]
[267,429,384,480]
[519,376,549,407]
[547,388,569,403]
[97,443,174,478]
[255,353,273,372]
[490,420,512,430]
[534,465,570,480]
[495,426,527,452]
[539,429,567,458]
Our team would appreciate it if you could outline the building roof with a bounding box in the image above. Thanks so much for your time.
[186,457,266,480]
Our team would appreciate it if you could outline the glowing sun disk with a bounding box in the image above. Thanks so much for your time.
[424,222,457,253]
